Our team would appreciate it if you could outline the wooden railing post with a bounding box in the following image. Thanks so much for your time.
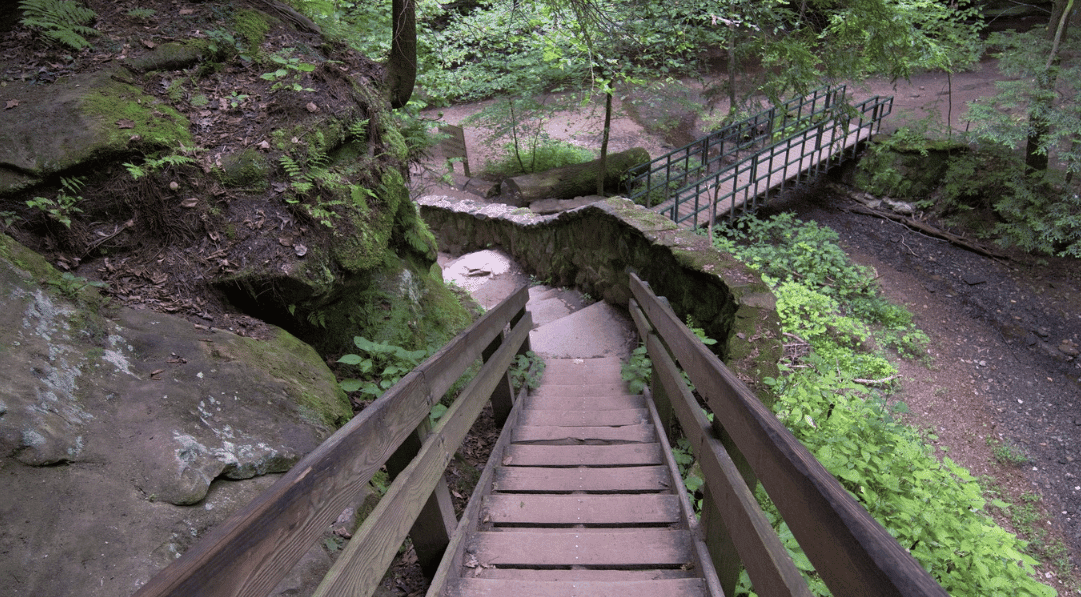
[483,304,529,427]
[384,415,456,577]
[701,484,742,597]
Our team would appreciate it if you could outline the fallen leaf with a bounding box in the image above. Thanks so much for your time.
[149,369,164,379]
[179,8,194,15]
[294,243,308,257]
[4,99,18,110]
[180,198,198,208]
[306,102,318,113]
[116,119,135,129]
[259,140,270,150]
[142,39,156,49]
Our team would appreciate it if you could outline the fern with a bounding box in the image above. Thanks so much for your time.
[348,118,370,142]
[19,0,98,50]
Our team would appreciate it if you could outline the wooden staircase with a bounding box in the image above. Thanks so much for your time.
[431,356,721,597]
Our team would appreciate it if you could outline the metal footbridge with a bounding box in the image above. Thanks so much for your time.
[628,85,893,228]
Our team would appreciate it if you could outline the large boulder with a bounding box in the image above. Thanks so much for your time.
[0,234,352,596]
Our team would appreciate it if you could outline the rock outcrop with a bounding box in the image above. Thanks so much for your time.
[0,233,354,596]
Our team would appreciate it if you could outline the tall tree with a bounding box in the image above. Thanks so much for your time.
[385,0,416,109]
[1025,0,1074,171]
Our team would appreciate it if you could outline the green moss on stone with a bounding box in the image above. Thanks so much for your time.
[235,327,352,429]
[218,148,270,190]
[234,9,273,57]
[81,79,193,149]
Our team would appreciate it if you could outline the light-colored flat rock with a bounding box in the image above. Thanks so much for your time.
[529,301,637,359]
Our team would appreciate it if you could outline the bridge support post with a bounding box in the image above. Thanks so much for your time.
[702,484,742,597]
[385,416,457,578]
[484,306,530,427]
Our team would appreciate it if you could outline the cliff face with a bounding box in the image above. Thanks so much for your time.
[0,1,469,356]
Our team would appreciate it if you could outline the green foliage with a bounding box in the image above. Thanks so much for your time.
[485,139,595,178]
[46,271,105,297]
[26,176,85,229]
[337,336,428,398]
[19,0,98,50]
[509,351,546,391]
[713,212,1052,596]
[620,345,651,395]
[123,153,196,180]
[987,437,1030,466]
[125,8,155,21]
[762,354,1053,596]
[260,49,317,92]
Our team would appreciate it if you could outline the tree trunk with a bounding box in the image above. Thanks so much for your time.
[499,147,650,206]
[1025,0,1073,171]
[385,0,416,109]
[597,90,613,195]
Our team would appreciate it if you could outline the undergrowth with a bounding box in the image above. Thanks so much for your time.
[707,213,1055,596]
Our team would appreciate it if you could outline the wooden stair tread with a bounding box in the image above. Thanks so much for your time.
[527,394,646,411]
[449,578,706,597]
[467,529,695,567]
[493,465,672,492]
[512,423,656,443]
[518,408,649,427]
[484,494,681,525]
[503,443,665,467]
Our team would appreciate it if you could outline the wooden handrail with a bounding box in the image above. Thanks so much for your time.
[134,285,531,597]
[628,273,947,597]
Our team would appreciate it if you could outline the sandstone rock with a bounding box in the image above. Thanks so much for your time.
[0,234,351,596]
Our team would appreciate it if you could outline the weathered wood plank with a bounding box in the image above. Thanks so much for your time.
[484,494,681,525]
[517,409,649,428]
[527,394,645,411]
[493,465,672,493]
[312,313,533,597]
[530,382,630,398]
[472,569,697,581]
[512,423,656,444]
[646,330,810,597]
[470,529,694,567]
[504,444,664,467]
[451,578,706,597]
[630,274,948,597]
[427,385,528,597]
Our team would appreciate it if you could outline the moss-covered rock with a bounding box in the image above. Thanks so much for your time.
[0,69,192,196]
[218,147,271,190]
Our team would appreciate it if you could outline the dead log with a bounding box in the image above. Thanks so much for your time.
[497,147,650,206]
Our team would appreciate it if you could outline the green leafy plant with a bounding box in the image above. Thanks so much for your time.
[260,49,317,92]
[987,437,1030,466]
[26,176,85,229]
[620,345,652,395]
[46,271,105,297]
[1,210,20,228]
[713,211,1053,595]
[125,8,155,21]
[337,336,428,398]
[19,0,98,50]
[508,351,546,391]
[123,153,197,180]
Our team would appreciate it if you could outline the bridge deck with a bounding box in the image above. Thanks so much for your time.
[433,356,719,597]
[657,120,873,228]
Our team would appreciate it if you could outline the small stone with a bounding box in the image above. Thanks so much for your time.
[961,272,987,286]
[1059,341,1080,357]
[294,243,307,257]
[169,181,179,191]
[1036,327,1051,338]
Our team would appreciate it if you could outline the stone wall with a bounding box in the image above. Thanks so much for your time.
[418,196,782,392]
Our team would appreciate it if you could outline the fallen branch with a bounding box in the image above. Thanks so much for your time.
[842,202,1009,261]
[852,374,901,386]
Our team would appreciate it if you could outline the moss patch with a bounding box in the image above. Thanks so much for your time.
[81,77,193,150]
[218,148,271,190]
